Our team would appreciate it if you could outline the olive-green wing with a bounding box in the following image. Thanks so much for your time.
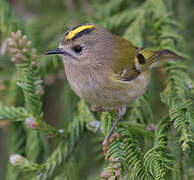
[112,35,157,81]
[111,35,139,81]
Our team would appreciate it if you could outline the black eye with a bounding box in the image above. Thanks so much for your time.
[72,45,83,53]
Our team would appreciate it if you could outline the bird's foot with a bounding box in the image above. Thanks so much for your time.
[103,133,122,162]
[91,105,109,112]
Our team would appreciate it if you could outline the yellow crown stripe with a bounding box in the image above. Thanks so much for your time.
[65,25,95,40]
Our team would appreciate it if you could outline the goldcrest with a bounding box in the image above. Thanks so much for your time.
[45,23,180,146]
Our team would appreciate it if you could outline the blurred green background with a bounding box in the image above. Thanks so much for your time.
[0,0,194,179]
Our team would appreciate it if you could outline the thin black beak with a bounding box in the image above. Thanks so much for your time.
[44,48,65,55]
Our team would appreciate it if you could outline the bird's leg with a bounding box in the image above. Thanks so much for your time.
[103,106,126,156]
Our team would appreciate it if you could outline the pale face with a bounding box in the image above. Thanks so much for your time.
[58,37,93,65]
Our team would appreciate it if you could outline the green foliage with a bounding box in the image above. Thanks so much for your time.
[120,125,150,180]
[129,92,154,124]
[0,0,194,180]
[0,0,23,37]
[144,117,172,180]
[0,103,28,121]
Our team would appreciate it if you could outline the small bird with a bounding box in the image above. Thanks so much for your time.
[45,23,180,147]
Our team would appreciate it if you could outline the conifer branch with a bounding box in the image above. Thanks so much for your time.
[77,100,101,133]
[10,104,85,180]
[0,103,29,121]
[144,117,172,180]
[5,30,68,139]
[9,154,42,174]
[120,126,151,180]
[101,111,124,180]
[129,92,154,124]
[148,0,194,151]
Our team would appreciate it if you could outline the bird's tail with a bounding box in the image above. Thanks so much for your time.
[154,49,181,61]
[136,48,181,72]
